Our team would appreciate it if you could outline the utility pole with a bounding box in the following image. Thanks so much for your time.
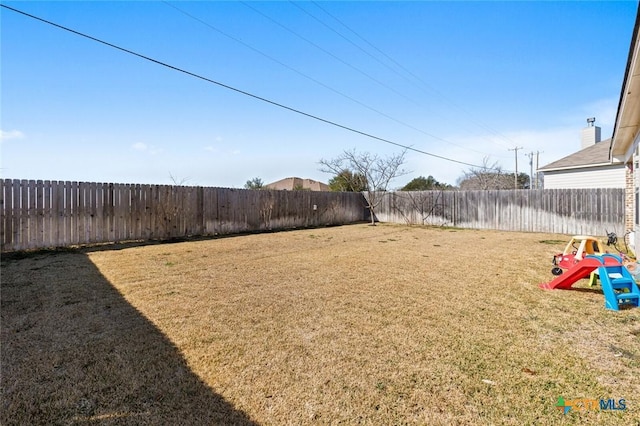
[535,151,542,189]
[509,147,523,189]
[526,151,534,189]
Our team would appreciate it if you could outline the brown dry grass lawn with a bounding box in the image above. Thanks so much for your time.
[2,223,639,425]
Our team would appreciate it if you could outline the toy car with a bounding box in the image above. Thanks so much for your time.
[551,235,606,275]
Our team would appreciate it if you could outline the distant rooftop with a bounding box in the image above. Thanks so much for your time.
[264,177,330,191]
[538,138,618,172]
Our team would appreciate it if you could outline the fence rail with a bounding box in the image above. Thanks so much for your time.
[373,188,626,236]
[0,179,367,252]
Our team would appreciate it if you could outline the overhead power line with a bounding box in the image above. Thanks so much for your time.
[162,1,497,158]
[1,3,497,170]
[241,1,514,160]
[310,0,519,152]
[239,0,422,108]
[286,1,506,158]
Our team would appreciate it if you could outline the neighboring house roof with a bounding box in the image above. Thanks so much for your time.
[265,177,330,191]
[611,2,640,162]
[538,138,619,172]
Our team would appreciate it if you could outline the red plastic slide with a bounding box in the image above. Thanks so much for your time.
[540,257,603,290]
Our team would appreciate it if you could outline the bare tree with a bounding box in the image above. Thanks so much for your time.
[319,149,408,225]
[392,190,449,226]
[457,158,505,190]
[169,172,191,186]
[457,157,530,190]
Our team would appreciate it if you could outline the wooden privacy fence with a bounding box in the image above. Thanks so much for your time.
[373,188,626,236]
[1,180,627,252]
[0,179,367,252]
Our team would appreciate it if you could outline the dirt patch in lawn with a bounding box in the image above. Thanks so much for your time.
[2,224,639,425]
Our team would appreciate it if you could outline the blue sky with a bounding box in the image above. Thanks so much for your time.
[1,1,638,188]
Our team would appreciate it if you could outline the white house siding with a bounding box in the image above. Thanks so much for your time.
[542,165,625,189]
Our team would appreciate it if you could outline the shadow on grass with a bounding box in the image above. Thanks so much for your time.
[566,287,605,294]
[1,251,257,425]
[0,221,372,260]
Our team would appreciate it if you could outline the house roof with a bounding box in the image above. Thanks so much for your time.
[264,177,330,191]
[538,138,618,172]
[611,2,640,162]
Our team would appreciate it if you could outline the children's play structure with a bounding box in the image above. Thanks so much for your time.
[540,236,640,311]
[549,235,605,275]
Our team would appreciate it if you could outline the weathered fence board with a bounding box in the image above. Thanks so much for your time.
[0,179,368,252]
[373,188,625,236]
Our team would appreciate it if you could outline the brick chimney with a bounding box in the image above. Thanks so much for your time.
[581,117,601,149]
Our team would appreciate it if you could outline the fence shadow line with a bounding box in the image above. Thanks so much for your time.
[1,251,258,425]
